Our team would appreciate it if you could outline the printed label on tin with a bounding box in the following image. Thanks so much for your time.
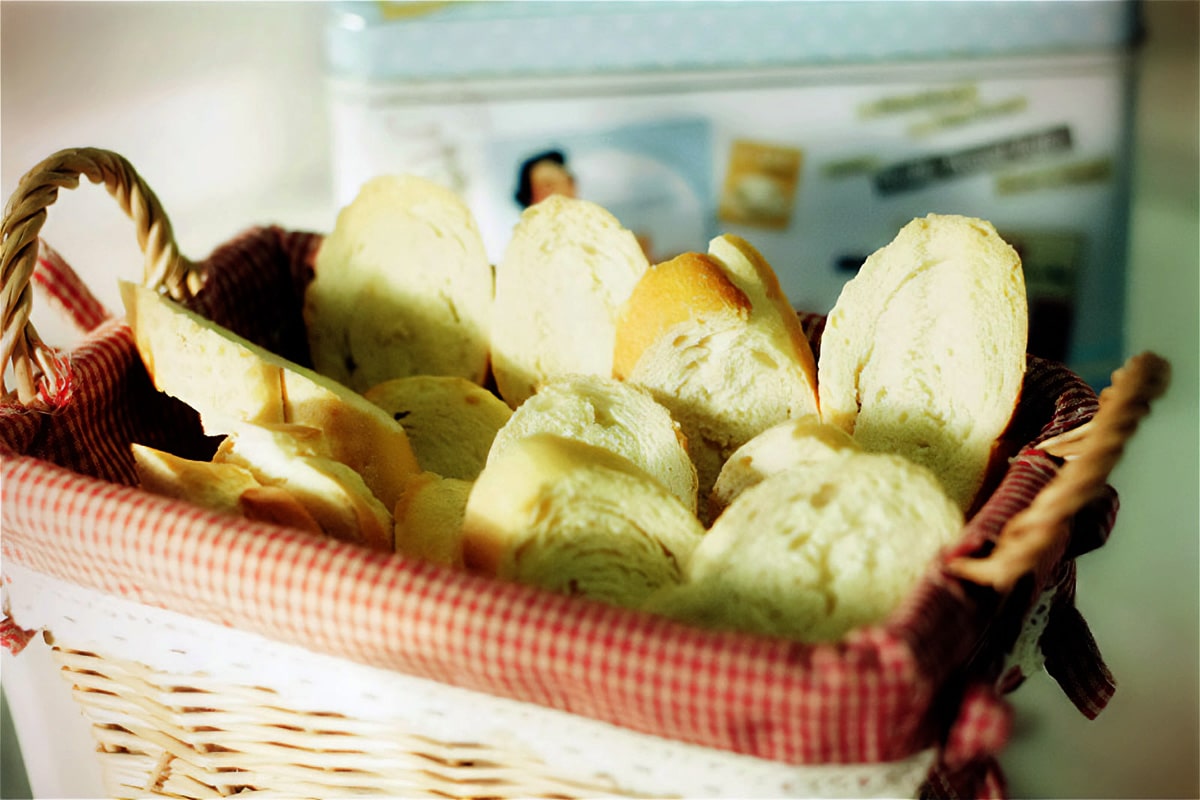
[873,126,1073,195]
[718,139,805,230]
[996,156,1114,195]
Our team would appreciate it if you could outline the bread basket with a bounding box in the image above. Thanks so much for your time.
[0,148,1169,799]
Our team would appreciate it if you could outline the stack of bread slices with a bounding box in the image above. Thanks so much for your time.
[124,174,1027,645]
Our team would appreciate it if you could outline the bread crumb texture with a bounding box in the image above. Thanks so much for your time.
[817,213,1026,510]
[487,374,699,514]
[305,174,493,391]
[462,433,704,610]
[646,451,963,643]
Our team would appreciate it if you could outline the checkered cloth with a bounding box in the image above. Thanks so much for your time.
[0,227,1118,799]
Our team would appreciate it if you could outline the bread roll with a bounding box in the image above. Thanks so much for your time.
[133,443,324,534]
[121,281,419,512]
[645,451,964,643]
[214,422,394,551]
[613,235,819,510]
[490,195,650,407]
[817,214,1027,511]
[365,375,512,481]
[486,374,698,514]
[304,174,493,391]
[392,471,472,568]
[708,416,858,521]
[462,433,705,610]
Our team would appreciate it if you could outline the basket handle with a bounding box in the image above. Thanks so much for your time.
[0,147,201,404]
[947,351,1171,594]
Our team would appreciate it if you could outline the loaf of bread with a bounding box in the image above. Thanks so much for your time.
[303,174,494,392]
[486,374,698,514]
[213,421,394,551]
[461,433,705,610]
[121,281,419,512]
[364,375,513,482]
[707,416,858,521]
[817,214,1027,511]
[644,450,964,643]
[132,442,323,535]
[490,195,650,407]
[613,234,819,512]
[392,471,472,568]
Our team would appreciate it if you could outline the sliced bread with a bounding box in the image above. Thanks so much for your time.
[303,174,494,391]
[213,421,394,551]
[612,235,820,510]
[490,195,650,407]
[364,375,513,481]
[392,471,473,568]
[645,450,964,643]
[133,442,324,535]
[486,374,698,514]
[461,433,705,610]
[121,281,420,512]
[817,214,1027,511]
[707,416,858,521]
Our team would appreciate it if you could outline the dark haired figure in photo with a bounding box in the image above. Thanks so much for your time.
[514,149,577,208]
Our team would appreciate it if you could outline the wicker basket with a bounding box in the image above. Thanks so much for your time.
[0,148,1169,800]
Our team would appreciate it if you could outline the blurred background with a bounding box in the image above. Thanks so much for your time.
[1,2,1196,798]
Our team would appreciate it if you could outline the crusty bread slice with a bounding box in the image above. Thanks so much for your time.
[304,174,494,391]
[486,374,698,514]
[644,451,964,643]
[237,486,326,534]
[461,433,705,610]
[817,214,1027,511]
[214,422,394,551]
[133,442,262,515]
[707,416,858,521]
[612,235,819,511]
[490,195,650,407]
[120,281,419,511]
[364,375,512,482]
[132,443,323,534]
[392,471,473,568]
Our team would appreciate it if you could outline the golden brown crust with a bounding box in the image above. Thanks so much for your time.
[238,486,325,535]
[714,234,818,394]
[613,252,751,380]
[121,281,419,512]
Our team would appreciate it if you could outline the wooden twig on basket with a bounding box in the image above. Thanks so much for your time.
[947,352,1171,595]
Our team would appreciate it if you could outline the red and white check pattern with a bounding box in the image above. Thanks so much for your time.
[1,227,1117,799]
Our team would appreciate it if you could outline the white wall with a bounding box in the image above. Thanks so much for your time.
[0,2,335,350]
[1,2,1196,798]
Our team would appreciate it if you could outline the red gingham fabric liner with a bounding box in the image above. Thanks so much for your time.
[34,241,111,334]
[1,227,1120,799]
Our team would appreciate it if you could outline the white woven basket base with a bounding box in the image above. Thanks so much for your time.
[3,562,936,798]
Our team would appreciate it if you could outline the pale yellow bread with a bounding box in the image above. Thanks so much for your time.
[120,281,419,512]
[392,471,472,568]
[364,375,513,482]
[644,451,964,643]
[490,195,650,407]
[613,235,819,512]
[461,433,705,610]
[132,443,323,534]
[133,442,262,515]
[707,416,859,521]
[817,214,1027,511]
[486,374,698,514]
[237,486,326,534]
[304,174,493,391]
[214,422,394,551]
